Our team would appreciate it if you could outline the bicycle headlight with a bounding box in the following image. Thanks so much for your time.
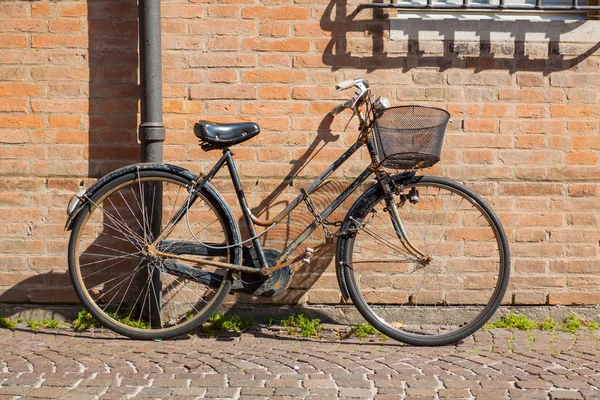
[373,96,391,113]
[67,190,86,215]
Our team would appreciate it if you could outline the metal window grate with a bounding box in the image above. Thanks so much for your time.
[361,0,600,12]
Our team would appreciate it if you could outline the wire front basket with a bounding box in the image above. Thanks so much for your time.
[373,106,451,170]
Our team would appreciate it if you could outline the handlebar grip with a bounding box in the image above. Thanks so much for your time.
[335,80,355,91]
[329,102,347,116]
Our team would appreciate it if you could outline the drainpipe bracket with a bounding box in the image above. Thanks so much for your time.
[139,122,166,142]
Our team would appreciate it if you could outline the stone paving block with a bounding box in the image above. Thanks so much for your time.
[406,378,439,388]
[508,389,549,399]
[0,386,32,396]
[204,387,240,398]
[79,377,119,387]
[189,375,226,387]
[58,392,97,400]
[137,387,174,398]
[229,378,265,387]
[439,388,471,398]
[335,376,371,388]
[27,387,71,398]
[235,397,268,400]
[308,387,338,395]
[152,378,188,387]
[242,386,275,396]
[514,380,552,389]
[338,387,375,398]
[377,387,406,395]
[120,377,151,387]
[550,390,584,400]
[470,389,509,400]
[267,378,302,388]
[405,387,437,397]
[3,376,43,386]
[442,379,476,389]
[480,379,512,389]
[171,387,206,396]
[275,387,310,397]
[303,379,336,388]
[552,379,592,389]
[42,374,84,388]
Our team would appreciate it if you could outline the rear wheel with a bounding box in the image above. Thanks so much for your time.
[342,176,510,346]
[68,169,240,339]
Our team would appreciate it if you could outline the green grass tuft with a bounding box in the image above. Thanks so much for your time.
[560,314,599,333]
[26,319,41,331]
[350,323,378,340]
[281,314,321,338]
[487,313,538,331]
[0,316,16,330]
[199,312,254,334]
[73,309,100,331]
[538,316,557,331]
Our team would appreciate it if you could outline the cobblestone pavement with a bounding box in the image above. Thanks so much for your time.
[0,326,599,399]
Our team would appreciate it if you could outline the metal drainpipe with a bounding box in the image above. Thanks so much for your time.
[139,0,164,328]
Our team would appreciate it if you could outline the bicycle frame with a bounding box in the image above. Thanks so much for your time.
[150,82,428,275]
[149,131,387,275]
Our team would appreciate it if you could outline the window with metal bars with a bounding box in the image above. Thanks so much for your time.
[361,0,600,15]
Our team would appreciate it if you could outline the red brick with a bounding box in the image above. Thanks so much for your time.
[242,6,309,20]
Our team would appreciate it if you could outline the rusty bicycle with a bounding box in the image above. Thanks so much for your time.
[66,78,510,345]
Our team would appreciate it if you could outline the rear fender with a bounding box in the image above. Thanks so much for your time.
[65,163,198,231]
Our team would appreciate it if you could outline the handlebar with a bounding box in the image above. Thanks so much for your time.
[335,78,370,91]
[335,80,355,91]
[330,78,372,117]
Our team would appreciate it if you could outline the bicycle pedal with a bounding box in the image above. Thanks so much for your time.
[302,247,315,265]
[325,236,334,244]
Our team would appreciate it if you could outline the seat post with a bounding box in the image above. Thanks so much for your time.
[224,149,270,269]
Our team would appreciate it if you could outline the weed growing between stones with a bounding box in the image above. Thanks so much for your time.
[486,313,538,330]
[350,323,378,340]
[560,314,599,333]
[200,312,255,334]
[26,318,61,331]
[485,312,599,333]
[72,309,100,331]
[281,314,322,338]
[0,315,16,330]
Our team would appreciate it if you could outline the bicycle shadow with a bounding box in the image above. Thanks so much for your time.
[321,0,600,75]
[231,114,369,305]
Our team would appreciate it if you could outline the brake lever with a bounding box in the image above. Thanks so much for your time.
[344,110,357,131]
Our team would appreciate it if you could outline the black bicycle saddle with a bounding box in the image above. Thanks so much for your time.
[194,120,260,150]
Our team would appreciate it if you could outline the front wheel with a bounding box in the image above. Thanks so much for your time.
[341,176,510,346]
[68,168,241,340]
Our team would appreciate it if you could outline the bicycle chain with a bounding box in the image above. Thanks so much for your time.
[301,189,341,242]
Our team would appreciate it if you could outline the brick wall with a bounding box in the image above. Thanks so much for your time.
[1,0,599,307]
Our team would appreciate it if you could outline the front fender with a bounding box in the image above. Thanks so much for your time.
[334,171,420,300]
[65,163,197,231]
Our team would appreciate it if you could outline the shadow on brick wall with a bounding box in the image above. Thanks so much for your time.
[321,0,600,74]
[250,115,340,246]
[0,1,139,313]
[87,0,139,177]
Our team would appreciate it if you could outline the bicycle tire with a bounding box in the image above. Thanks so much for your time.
[68,168,241,340]
[340,175,510,346]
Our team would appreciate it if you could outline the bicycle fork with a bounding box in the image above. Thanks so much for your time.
[378,173,432,263]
